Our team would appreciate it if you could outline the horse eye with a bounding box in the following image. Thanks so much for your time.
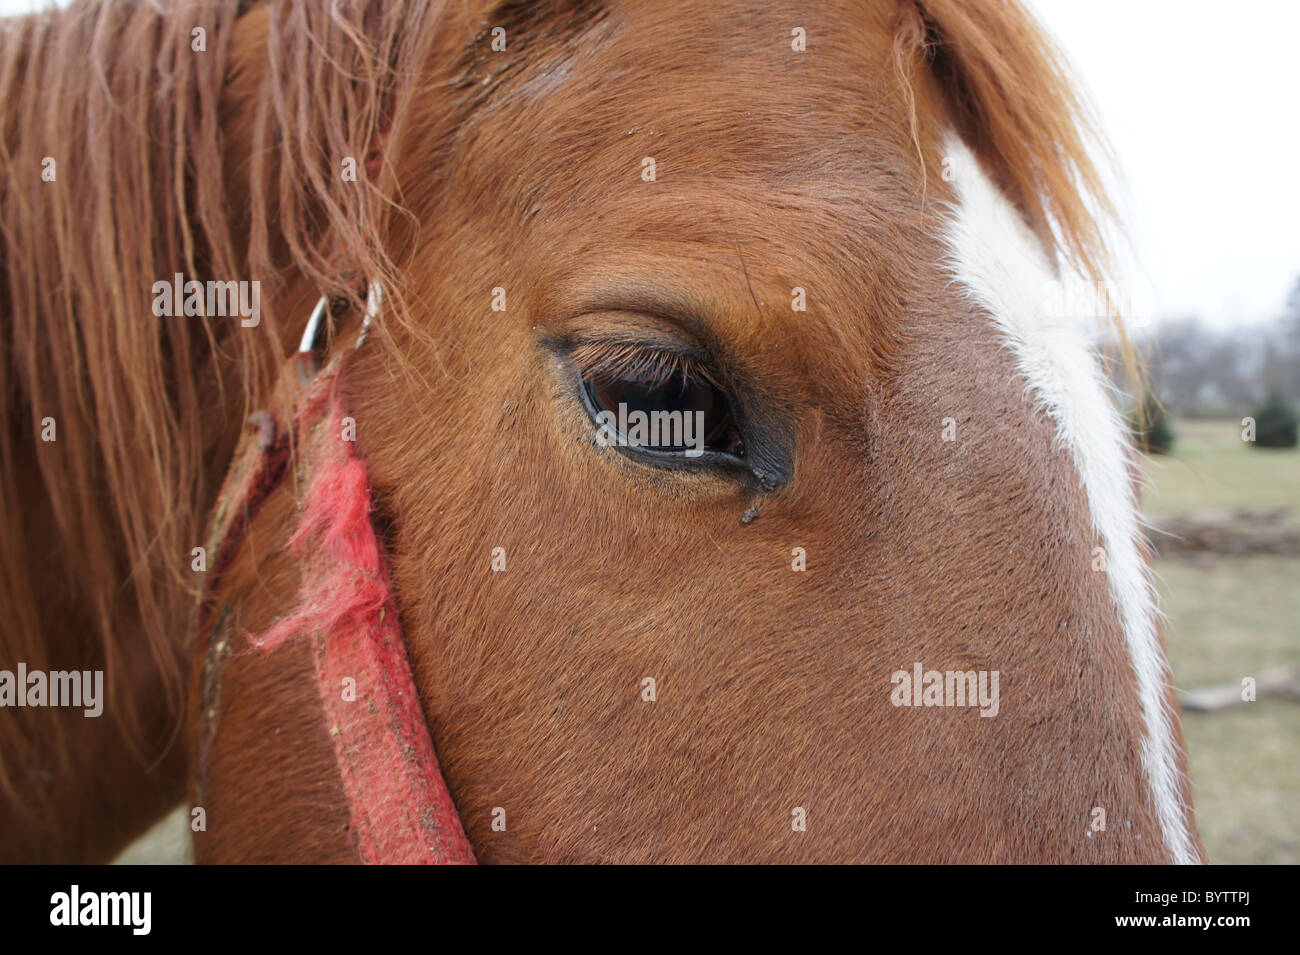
[582,367,746,458]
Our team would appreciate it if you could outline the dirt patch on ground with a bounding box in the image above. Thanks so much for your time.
[1148,507,1300,558]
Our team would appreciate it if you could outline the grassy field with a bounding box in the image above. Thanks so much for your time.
[1142,418,1299,865]
[1143,417,1300,518]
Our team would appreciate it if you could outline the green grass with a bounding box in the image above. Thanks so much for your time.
[1142,418,1300,865]
[1157,557,1300,864]
[1142,418,1300,519]
[1156,557,1299,688]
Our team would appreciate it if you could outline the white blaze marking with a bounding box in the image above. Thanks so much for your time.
[939,136,1197,864]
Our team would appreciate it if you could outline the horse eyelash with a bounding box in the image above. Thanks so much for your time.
[569,340,719,391]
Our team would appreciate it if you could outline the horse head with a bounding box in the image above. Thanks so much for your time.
[0,0,1202,864]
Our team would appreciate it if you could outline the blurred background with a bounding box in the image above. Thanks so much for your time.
[1,0,1293,864]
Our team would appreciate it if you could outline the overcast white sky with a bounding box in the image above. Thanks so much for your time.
[3,0,1296,330]
[1028,0,1300,331]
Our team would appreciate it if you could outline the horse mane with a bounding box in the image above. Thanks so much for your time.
[893,0,1140,396]
[0,0,1126,810]
[0,0,447,795]
[896,0,1118,288]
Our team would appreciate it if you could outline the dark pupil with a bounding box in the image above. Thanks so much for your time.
[588,371,735,451]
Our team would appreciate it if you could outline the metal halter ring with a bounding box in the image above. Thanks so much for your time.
[298,279,383,355]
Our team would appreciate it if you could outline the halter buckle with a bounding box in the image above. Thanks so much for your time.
[298,279,383,355]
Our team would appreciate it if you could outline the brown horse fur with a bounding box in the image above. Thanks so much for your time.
[0,0,1203,862]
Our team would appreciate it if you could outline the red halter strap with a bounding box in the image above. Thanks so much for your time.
[196,293,475,865]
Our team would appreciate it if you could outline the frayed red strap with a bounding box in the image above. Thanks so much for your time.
[204,353,475,865]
